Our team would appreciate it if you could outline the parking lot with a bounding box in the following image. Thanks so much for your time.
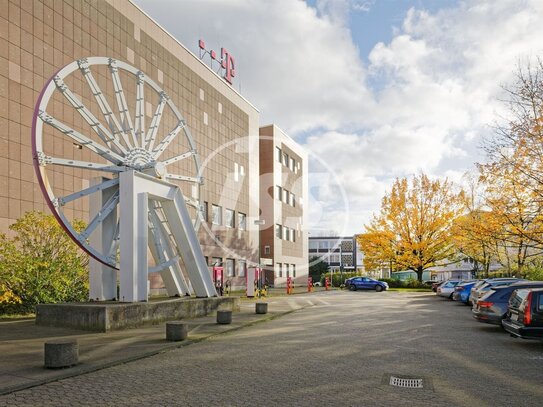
[1,291,542,406]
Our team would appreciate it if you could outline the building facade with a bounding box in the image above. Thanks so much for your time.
[308,236,357,272]
[1,0,275,294]
[259,125,308,286]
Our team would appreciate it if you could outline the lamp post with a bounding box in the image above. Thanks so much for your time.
[254,219,266,290]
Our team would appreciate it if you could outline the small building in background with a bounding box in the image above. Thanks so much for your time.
[308,236,358,273]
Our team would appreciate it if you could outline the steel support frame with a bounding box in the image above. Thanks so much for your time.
[118,170,216,302]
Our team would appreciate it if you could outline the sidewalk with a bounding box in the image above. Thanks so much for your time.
[0,294,321,396]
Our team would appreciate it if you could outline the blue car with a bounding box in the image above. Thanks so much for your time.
[345,277,388,292]
[452,281,478,304]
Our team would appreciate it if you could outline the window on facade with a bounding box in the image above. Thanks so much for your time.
[204,256,209,266]
[225,258,235,277]
[309,240,318,250]
[225,209,234,228]
[282,152,289,166]
[276,147,282,162]
[284,227,290,241]
[276,185,282,200]
[238,212,246,230]
[283,189,289,204]
[276,262,282,278]
[290,193,295,207]
[212,257,222,267]
[285,263,290,278]
[289,157,295,171]
[292,264,296,277]
[212,204,222,225]
[275,224,282,239]
[319,240,329,250]
[292,231,296,243]
[264,245,270,254]
[238,260,246,277]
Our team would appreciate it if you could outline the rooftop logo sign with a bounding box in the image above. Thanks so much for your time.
[198,39,236,85]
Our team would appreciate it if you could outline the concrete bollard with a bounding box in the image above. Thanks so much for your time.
[166,321,188,341]
[216,310,232,324]
[255,302,268,314]
[44,340,78,369]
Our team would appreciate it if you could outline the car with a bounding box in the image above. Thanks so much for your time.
[432,281,445,292]
[452,280,479,304]
[472,281,543,325]
[469,278,525,305]
[345,277,388,292]
[502,287,543,340]
[436,280,461,298]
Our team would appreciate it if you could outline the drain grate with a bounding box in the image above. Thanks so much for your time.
[389,376,424,389]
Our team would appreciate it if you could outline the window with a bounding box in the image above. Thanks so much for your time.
[292,231,296,243]
[292,264,296,277]
[309,240,318,250]
[289,157,295,171]
[212,257,222,267]
[276,185,282,200]
[238,260,246,277]
[212,205,222,225]
[290,193,295,207]
[264,245,270,255]
[282,152,289,166]
[276,147,282,162]
[204,256,209,266]
[225,209,234,228]
[285,263,290,278]
[202,201,208,222]
[284,227,290,241]
[276,262,282,278]
[238,212,246,230]
[318,240,329,250]
[283,189,288,203]
[275,224,282,239]
[225,258,234,277]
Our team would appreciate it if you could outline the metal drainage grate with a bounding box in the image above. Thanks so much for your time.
[389,376,424,389]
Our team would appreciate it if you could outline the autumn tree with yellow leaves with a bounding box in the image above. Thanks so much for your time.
[359,174,464,282]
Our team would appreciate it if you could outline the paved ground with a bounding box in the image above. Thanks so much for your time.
[1,291,542,406]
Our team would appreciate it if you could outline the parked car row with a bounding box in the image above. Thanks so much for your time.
[434,278,543,341]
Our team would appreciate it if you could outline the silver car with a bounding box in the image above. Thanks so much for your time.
[436,280,461,298]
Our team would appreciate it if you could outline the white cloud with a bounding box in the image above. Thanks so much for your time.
[134,0,543,234]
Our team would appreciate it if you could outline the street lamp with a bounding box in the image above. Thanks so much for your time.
[254,219,266,290]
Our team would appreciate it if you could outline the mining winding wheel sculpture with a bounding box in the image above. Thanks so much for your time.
[32,57,217,301]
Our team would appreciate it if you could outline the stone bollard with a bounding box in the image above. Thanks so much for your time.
[216,310,232,324]
[255,302,268,314]
[166,321,188,341]
[44,340,78,369]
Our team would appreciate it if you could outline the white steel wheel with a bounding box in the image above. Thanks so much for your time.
[32,57,203,270]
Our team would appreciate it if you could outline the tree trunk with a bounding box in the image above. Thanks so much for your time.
[417,266,423,282]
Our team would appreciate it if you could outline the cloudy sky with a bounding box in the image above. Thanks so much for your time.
[133,0,543,235]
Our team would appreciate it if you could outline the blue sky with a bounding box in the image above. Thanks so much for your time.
[134,0,543,235]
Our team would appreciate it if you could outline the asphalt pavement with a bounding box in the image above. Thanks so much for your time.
[1,291,542,406]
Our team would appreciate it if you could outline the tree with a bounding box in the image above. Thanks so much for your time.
[359,174,463,282]
[308,256,329,283]
[0,211,89,314]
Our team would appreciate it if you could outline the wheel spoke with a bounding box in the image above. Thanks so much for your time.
[165,173,203,184]
[57,178,119,206]
[162,150,196,166]
[78,58,134,150]
[80,191,119,240]
[38,111,124,164]
[135,71,146,148]
[151,120,186,160]
[145,92,168,151]
[53,75,127,156]
[38,154,126,173]
[109,59,139,149]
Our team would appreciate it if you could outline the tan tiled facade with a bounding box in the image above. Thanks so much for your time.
[1,0,261,290]
[259,125,308,286]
